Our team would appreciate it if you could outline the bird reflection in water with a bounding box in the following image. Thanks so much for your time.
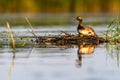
[76,44,97,67]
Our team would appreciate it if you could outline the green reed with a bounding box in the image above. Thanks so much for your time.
[103,16,120,43]
[103,16,120,67]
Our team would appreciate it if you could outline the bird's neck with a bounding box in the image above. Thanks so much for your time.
[78,21,83,29]
[79,21,82,26]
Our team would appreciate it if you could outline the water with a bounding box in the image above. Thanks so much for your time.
[0,25,120,80]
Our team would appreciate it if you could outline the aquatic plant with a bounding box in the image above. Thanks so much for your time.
[103,16,120,67]
[102,16,120,43]
[6,22,16,55]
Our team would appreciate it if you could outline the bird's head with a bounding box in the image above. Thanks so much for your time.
[76,16,83,21]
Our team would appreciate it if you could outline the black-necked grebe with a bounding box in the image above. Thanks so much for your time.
[76,16,97,37]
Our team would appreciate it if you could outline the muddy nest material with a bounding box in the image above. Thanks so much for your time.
[38,35,108,45]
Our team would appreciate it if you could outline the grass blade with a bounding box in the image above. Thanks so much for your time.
[6,22,16,54]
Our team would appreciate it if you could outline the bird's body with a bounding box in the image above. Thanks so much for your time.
[76,16,97,37]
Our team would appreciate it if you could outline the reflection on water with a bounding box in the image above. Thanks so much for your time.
[76,44,97,67]
[7,56,15,80]
[105,43,120,67]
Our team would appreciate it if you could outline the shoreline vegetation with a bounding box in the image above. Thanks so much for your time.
[0,0,120,14]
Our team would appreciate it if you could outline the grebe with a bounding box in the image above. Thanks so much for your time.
[76,16,97,37]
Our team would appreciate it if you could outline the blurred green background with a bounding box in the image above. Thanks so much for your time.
[0,0,120,14]
[0,0,119,26]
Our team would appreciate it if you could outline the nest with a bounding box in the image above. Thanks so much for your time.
[38,34,108,46]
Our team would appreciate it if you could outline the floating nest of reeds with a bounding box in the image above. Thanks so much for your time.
[38,34,108,46]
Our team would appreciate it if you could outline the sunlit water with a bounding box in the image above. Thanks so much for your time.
[0,25,120,80]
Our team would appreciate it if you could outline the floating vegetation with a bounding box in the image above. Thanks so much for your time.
[102,16,120,43]
[0,16,120,48]
[36,34,107,46]
[101,16,120,67]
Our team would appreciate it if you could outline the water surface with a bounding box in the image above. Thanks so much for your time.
[0,25,120,80]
